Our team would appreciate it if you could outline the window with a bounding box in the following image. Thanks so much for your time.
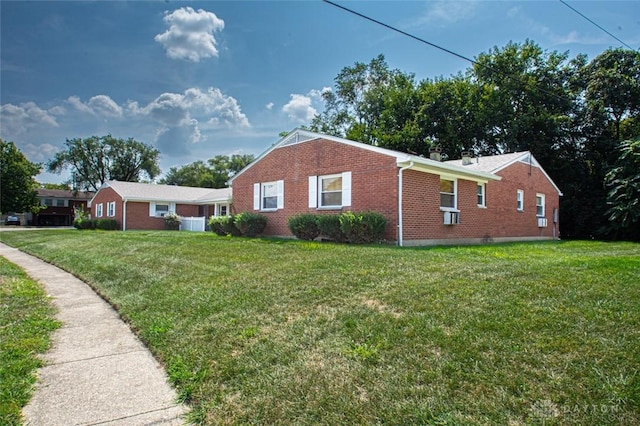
[155,204,169,216]
[262,182,278,209]
[536,194,545,217]
[219,205,228,216]
[149,202,175,217]
[517,189,524,211]
[107,201,116,217]
[321,175,343,207]
[477,184,486,207]
[56,199,66,207]
[96,203,103,218]
[308,172,351,209]
[43,198,53,206]
[253,180,284,211]
[440,179,456,209]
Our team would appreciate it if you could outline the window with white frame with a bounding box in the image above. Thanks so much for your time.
[253,180,284,211]
[43,198,53,206]
[56,199,66,207]
[440,178,456,209]
[149,202,175,217]
[536,193,545,217]
[107,201,116,217]
[308,172,352,209]
[477,184,486,207]
[219,204,228,216]
[517,189,524,211]
[96,203,103,218]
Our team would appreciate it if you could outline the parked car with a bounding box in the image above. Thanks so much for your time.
[5,216,21,226]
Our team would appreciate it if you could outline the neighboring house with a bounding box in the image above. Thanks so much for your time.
[230,129,562,246]
[90,181,231,231]
[33,189,94,226]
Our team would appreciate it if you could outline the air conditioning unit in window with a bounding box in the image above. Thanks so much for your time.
[537,217,548,228]
[443,211,460,225]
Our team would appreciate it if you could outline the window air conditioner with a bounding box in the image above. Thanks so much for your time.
[537,217,548,228]
[443,211,460,225]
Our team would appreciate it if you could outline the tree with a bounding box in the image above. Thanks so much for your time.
[604,137,640,240]
[310,54,409,145]
[47,135,161,192]
[159,154,254,188]
[0,139,42,213]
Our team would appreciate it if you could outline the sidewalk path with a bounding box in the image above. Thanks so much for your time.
[0,243,188,425]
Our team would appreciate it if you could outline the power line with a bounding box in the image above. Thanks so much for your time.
[558,0,636,51]
[322,0,478,66]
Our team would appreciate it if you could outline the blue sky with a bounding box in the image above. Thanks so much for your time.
[1,1,638,184]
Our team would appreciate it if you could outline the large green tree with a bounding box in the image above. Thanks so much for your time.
[604,137,640,240]
[0,139,42,213]
[47,135,161,192]
[160,154,254,188]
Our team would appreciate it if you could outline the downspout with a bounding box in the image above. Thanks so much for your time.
[397,161,414,247]
[122,199,127,231]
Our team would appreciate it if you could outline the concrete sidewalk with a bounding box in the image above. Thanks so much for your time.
[0,243,188,425]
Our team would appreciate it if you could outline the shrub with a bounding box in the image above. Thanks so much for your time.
[234,212,267,237]
[339,211,388,244]
[164,212,182,230]
[73,218,94,230]
[94,219,118,231]
[317,214,347,243]
[288,214,320,241]
[209,215,241,236]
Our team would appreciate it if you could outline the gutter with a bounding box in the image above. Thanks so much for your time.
[397,161,413,247]
[122,200,127,231]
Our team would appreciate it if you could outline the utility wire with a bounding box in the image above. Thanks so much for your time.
[322,0,479,66]
[558,0,636,51]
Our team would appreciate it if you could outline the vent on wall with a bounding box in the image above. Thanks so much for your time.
[443,211,460,225]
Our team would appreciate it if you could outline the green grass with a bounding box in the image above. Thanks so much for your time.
[1,230,639,425]
[0,257,60,426]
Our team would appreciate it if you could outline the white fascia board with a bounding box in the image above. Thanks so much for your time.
[492,152,563,196]
[398,157,501,183]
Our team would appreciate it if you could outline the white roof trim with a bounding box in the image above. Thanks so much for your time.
[491,152,563,196]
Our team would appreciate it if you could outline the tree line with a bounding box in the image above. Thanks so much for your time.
[2,40,638,240]
[308,41,640,240]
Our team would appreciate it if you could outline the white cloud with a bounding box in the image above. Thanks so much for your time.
[0,102,59,137]
[266,102,274,110]
[67,95,123,118]
[408,1,479,28]
[23,143,59,164]
[282,94,317,123]
[154,7,225,62]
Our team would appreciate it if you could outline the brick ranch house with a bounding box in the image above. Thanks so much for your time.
[230,129,562,246]
[90,181,231,231]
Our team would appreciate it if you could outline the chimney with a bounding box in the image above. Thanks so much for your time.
[429,146,442,162]
[461,151,472,165]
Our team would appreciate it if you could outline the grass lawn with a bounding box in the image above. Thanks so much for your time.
[0,230,638,425]
[0,256,60,426]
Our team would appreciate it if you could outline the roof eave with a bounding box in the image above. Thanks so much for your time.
[398,157,502,182]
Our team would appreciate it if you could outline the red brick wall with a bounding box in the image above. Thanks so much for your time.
[92,187,211,230]
[401,161,560,242]
[232,138,399,240]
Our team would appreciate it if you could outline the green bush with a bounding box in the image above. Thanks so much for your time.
[94,219,118,230]
[164,212,181,230]
[73,218,95,230]
[316,214,347,243]
[234,212,267,237]
[288,214,321,241]
[209,215,241,236]
[339,211,388,244]
[73,218,118,230]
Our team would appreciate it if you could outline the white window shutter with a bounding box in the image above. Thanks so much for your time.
[342,171,352,207]
[308,176,318,208]
[253,183,260,210]
[276,180,284,209]
[170,202,176,213]
[149,202,155,217]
